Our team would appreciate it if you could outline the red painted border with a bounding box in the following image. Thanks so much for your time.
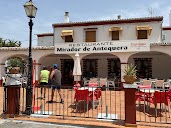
[0,80,2,87]
[121,62,128,64]
[163,27,171,30]
[37,33,53,37]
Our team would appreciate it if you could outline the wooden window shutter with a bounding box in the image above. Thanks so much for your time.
[138,30,147,39]
[112,31,119,40]
[65,35,73,42]
[85,31,96,42]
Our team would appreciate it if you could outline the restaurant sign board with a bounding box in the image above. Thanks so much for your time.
[55,41,150,54]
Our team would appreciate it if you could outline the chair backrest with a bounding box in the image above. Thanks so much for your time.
[167,79,171,85]
[149,78,157,81]
[99,78,107,86]
[90,78,98,83]
[75,89,89,101]
[142,80,152,86]
[73,83,81,90]
[153,91,170,105]
[155,80,164,88]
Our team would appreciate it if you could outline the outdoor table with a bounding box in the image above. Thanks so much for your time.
[139,88,158,93]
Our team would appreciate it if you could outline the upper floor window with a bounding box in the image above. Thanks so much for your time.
[65,35,73,42]
[85,28,97,42]
[112,31,119,40]
[61,30,74,42]
[136,26,152,40]
[137,30,147,39]
[109,27,122,40]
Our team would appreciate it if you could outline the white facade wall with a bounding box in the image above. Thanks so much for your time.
[162,30,171,43]
[128,53,171,79]
[37,36,53,46]
[54,21,162,45]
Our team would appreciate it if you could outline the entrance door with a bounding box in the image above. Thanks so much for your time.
[61,59,74,85]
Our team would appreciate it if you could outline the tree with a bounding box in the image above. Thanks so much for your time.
[0,38,22,47]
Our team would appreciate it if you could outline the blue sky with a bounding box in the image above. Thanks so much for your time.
[0,0,171,47]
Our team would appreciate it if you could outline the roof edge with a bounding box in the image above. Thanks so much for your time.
[36,33,54,37]
[53,16,163,28]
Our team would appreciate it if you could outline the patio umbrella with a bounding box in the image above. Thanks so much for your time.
[73,53,82,83]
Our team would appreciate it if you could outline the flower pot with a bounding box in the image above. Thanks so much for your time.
[8,67,20,74]
[123,75,136,84]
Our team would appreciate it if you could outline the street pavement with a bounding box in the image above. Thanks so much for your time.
[0,119,85,128]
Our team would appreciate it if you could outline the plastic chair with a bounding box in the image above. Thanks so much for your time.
[155,80,164,89]
[89,78,98,83]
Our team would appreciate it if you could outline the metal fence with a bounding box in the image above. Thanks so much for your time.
[3,84,125,121]
[136,88,171,124]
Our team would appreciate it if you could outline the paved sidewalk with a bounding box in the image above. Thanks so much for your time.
[0,119,85,128]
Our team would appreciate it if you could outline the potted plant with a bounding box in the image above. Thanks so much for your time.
[123,63,137,84]
[7,57,24,74]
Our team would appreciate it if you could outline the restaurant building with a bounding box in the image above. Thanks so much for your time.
[0,12,171,86]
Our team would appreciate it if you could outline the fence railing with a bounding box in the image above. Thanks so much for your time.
[3,84,125,121]
[136,88,171,124]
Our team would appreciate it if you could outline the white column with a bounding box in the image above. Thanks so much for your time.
[0,63,5,86]
[120,63,128,82]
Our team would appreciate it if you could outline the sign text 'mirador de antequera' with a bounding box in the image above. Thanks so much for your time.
[55,41,150,54]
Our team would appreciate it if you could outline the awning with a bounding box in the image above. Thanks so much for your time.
[61,30,74,38]
[136,26,152,35]
[109,27,122,31]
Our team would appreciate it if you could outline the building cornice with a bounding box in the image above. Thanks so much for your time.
[0,46,55,51]
[53,16,163,28]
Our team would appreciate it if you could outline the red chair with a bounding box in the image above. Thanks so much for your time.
[75,89,93,112]
[94,89,102,100]
[147,91,170,117]
[135,90,152,102]
[73,83,81,90]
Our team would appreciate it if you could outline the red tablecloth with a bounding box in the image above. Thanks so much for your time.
[138,85,151,89]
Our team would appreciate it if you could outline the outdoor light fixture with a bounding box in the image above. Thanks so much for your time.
[24,0,37,115]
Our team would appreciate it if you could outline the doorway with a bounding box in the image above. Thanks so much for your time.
[61,59,74,85]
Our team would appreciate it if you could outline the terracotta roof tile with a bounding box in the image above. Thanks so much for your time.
[53,16,163,28]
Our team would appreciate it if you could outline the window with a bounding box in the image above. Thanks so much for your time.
[85,31,96,42]
[109,27,122,40]
[107,58,121,79]
[61,30,74,42]
[65,35,73,42]
[112,31,119,40]
[136,26,152,39]
[83,59,98,78]
[134,58,152,79]
[137,30,147,39]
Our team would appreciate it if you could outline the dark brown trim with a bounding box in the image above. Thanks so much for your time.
[53,17,163,28]
[0,63,5,65]
[121,62,128,64]
[37,33,54,37]
[163,27,171,30]
[84,28,98,30]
